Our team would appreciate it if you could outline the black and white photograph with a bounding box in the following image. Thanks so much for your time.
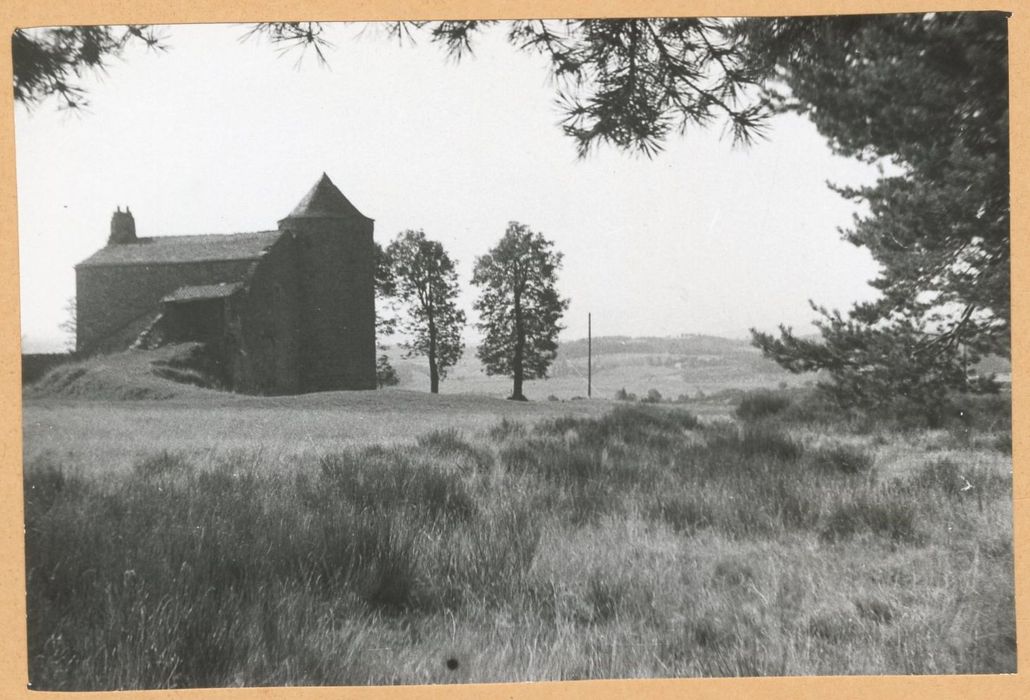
[13,11,1015,691]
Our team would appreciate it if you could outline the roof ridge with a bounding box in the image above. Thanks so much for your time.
[283,173,368,220]
[76,230,283,268]
[131,230,278,242]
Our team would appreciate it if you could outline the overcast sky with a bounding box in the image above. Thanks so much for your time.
[15,21,882,353]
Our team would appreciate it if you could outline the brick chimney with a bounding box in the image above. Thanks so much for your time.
[108,206,136,245]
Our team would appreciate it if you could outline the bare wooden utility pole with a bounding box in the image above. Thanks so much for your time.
[588,313,592,398]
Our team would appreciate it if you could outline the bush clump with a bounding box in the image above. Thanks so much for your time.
[535,404,698,446]
[320,448,477,522]
[736,426,804,462]
[735,390,791,421]
[908,458,1009,501]
[488,418,526,441]
[642,388,663,404]
[417,429,493,472]
[613,387,637,402]
[808,444,874,475]
[820,493,921,545]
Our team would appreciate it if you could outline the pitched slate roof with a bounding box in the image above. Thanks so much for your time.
[283,172,369,220]
[162,282,244,303]
[76,230,282,268]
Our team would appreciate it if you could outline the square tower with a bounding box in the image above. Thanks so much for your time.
[277,173,376,391]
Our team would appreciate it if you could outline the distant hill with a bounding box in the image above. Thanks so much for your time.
[557,335,754,358]
[385,334,814,401]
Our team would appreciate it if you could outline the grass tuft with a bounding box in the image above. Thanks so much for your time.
[807,443,874,475]
[320,448,477,522]
[820,493,921,545]
[417,428,494,472]
[488,418,527,441]
[854,596,894,624]
[134,450,194,478]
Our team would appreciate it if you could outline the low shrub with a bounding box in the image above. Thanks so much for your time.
[947,392,1011,432]
[820,493,921,545]
[641,388,663,404]
[500,439,604,484]
[908,458,1009,502]
[417,428,467,452]
[417,429,493,472]
[808,444,874,475]
[349,510,423,610]
[446,500,541,601]
[735,390,791,421]
[534,405,699,451]
[735,426,804,462]
[681,423,790,469]
[613,387,636,401]
[488,418,526,441]
[777,389,850,425]
[319,448,477,522]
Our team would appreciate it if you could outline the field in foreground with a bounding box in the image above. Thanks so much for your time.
[23,392,1015,689]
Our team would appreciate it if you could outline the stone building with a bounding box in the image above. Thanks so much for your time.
[74,173,377,394]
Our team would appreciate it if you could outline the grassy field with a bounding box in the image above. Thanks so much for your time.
[21,379,1015,689]
[384,334,813,400]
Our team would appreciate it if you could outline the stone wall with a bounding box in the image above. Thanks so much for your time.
[278,217,376,392]
[76,259,258,355]
[21,353,75,384]
[237,234,302,394]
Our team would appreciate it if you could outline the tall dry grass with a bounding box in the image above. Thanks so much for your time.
[24,401,1014,689]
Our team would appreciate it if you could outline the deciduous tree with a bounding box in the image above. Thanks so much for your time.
[371,241,402,389]
[472,222,569,401]
[386,230,465,394]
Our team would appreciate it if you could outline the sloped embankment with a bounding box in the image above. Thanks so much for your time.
[25,343,225,400]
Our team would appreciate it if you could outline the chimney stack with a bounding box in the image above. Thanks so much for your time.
[108,206,137,245]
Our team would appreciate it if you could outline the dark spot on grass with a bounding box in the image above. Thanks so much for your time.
[854,596,894,624]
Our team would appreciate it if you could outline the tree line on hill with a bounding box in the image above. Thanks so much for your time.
[374,222,569,401]
[557,335,757,359]
[16,14,1009,419]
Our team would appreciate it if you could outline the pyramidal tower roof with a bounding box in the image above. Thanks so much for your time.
[283,173,369,220]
